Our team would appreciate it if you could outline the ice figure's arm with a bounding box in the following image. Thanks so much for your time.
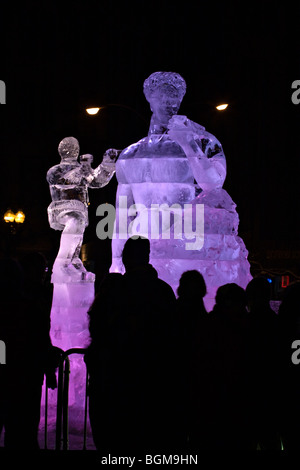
[167,115,226,191]
[88,148,121,189]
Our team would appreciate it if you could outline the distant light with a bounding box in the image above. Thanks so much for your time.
[267,278,272,284]
[216,103,229,111]
[86,107,100,115]
[4,209,15,223]
[14,210,25,224]
[281,275,290,288]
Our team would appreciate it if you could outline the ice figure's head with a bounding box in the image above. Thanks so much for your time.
[58,137,80,161]
[144,72,186,126]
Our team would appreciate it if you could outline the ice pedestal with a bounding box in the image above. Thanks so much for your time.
[50,282,93,350]
[49,281,94,408]
[39,281,95,449]
[50,281,94,406]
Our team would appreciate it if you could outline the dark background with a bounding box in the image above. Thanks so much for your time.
[0,1,299,284]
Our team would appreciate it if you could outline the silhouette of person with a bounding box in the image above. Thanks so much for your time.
[175,270,208,449]
[85,272,127,452]
[205,283,251,450]
[121,237,177,450]
[0,257,58,449]
[277,281,300,450]
[19,252,61,389]
[86,236,177,451]
[245,277,281,450]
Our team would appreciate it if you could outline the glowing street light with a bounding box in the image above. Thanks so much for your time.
[85,103,148,123]
[14,210,26,224]
[216,103,229,111]
[3,209,15,223]
[86,107,100,115]
[3,209,25,224]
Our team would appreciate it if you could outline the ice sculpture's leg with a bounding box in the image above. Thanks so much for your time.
[52,215,89,283]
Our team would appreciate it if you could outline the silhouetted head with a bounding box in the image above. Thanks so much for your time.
[177,270,207,300]
[215,283,247,317]
[246,277,271,311]
[144,72,186,126]
[58,137,80,161]
[122,236,150,272]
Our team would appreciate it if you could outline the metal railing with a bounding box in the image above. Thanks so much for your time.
[44,348,89,451]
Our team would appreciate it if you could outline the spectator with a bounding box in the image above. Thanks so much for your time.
[0,256,58,449]
[86,237,177,452]
[245,277,281,450]
[175,270,208,448]
[278,281,300,450]
[205,283,251,449]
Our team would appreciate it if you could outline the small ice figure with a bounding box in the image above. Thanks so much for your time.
[47,137,120,283]
[111,72,251,307]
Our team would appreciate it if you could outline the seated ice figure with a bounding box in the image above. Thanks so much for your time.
[111,72,251,306]
[47,137,119,283]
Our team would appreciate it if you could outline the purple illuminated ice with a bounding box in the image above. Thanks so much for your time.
[111,72,251,308]
[46,138,119,406]
[46,137,119,407]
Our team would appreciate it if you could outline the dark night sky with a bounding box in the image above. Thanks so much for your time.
[0,1,299,271]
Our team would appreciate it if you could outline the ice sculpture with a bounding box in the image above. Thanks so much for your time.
[46,137,118,405]
[111,72,251,309]
[47,138,118,284]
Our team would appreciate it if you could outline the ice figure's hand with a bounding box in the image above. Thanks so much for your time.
[90,148,122,188]
[167,115,206,156]
[168,115,226,191]
[101,148,122,172]
[168,115,205,135]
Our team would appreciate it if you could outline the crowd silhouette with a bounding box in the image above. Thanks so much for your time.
[0,237,300,451]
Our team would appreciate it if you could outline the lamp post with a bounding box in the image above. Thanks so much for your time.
[3,209,26,234]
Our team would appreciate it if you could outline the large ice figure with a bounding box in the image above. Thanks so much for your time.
[111,72,251,308]
[46,137,119,405]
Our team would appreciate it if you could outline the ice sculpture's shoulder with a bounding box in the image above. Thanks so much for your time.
[118,137,148,160]
[46,164,62,183]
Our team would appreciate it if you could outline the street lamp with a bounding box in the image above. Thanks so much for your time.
[85,103,148,123]
[4,209,25,224]
[14,211,26,224]
[3,209,26,236]
[86,107,100,115]
[216,103,229,111]
[3,209,15,223]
